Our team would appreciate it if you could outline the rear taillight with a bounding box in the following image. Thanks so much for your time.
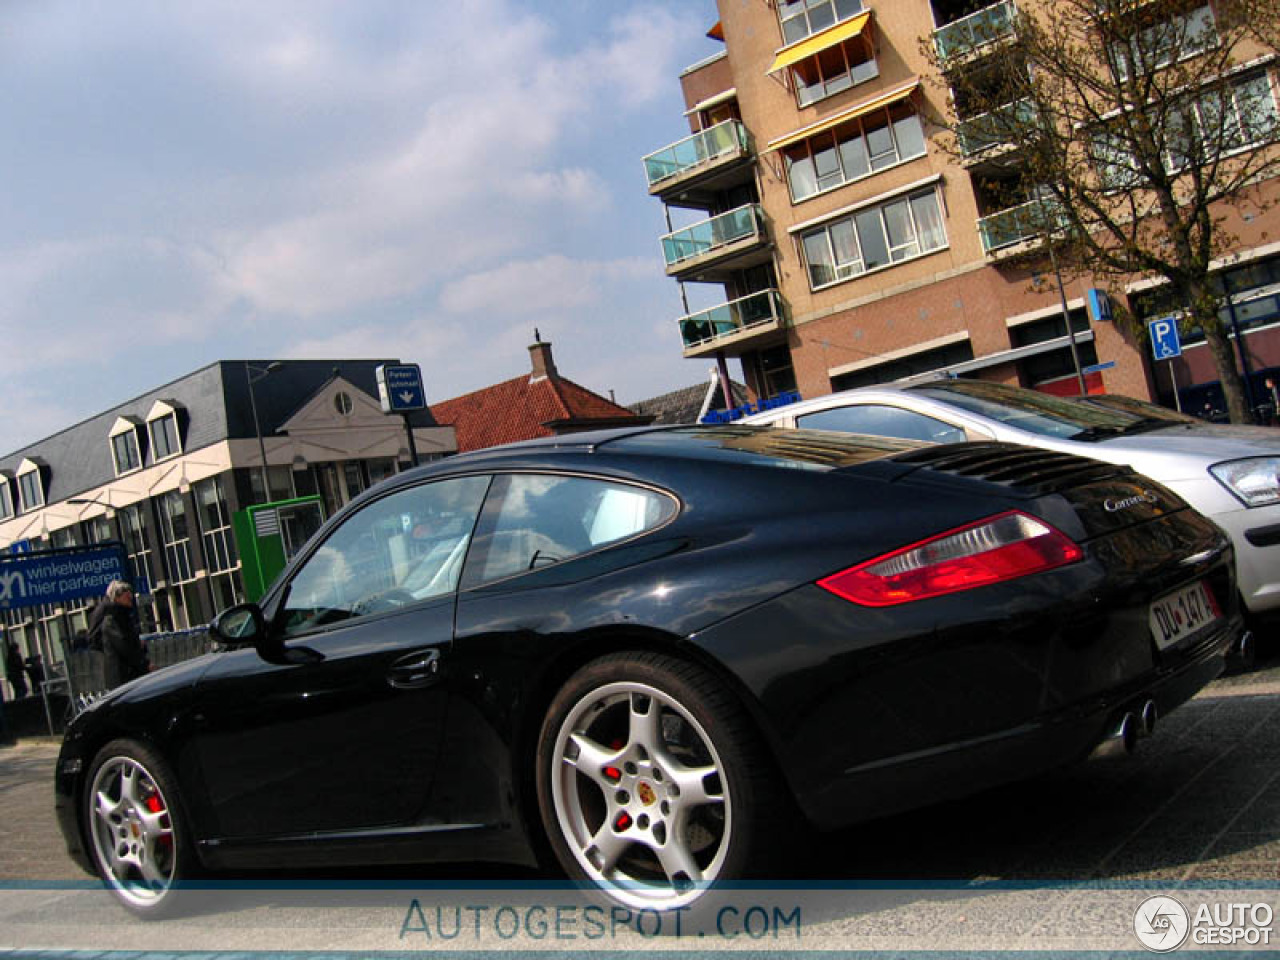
[818,510,1083,607]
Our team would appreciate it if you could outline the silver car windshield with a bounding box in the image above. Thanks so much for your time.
[909,380,1155,441]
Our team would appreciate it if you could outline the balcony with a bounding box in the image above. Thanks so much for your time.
[933,0,1017,65]
[661,204,772,282]
[678,290,787,359]
[977,197,1065,257]
[644,120,754,208]
[956,98,1036,166]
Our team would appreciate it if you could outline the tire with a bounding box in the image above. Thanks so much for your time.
[83,738,197,918]
[535,651,790,912]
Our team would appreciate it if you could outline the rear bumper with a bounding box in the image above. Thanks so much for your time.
[797,621,1231,830]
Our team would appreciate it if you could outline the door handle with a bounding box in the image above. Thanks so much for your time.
[388,649,441,689]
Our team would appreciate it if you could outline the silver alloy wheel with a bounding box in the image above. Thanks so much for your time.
[88,755,177,908]
[550,680,731,910]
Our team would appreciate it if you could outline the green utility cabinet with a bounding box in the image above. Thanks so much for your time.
[232,496,326,602]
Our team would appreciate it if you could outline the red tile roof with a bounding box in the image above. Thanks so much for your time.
[432,372,649,453]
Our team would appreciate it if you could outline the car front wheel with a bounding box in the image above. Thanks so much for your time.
[84,739,195,918]
[536,651,788,912]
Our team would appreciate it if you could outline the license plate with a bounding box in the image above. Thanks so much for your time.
[1149,580,1221,650]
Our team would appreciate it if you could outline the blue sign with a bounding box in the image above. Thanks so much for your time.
[1087,288,1114,325]
[376,364,426,414]
[701,390,802,424]
[1083,360,1117,374]
[8,539,32,555]
[1148,316,1182,361]
[0,545,129,610]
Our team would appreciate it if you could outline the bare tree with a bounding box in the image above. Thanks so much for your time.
[924,0,1280,421]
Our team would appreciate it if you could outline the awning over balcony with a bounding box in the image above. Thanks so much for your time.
[767,11,873,75]
[763,77,920,154]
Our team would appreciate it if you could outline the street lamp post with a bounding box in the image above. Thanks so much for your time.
[245,361,283,503]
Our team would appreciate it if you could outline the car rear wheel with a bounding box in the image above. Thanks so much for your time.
[536,651,788,912]
[84,739,195,918]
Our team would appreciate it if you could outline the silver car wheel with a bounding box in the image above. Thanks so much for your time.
[550,680,731,910]
[87,755,177,908]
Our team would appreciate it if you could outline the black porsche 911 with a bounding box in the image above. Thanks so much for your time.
[55,425,1240,916]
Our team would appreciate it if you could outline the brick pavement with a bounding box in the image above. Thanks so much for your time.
[0,738,80,882]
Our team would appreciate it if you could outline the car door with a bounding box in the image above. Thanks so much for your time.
[187,474,490,839]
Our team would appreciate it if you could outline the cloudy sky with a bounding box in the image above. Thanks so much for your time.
[0,0,724,455]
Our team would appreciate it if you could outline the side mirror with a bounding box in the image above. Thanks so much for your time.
[211,601,323,666]
[211,603,266,646]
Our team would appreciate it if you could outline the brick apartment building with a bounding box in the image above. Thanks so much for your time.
[644,0,1280,413]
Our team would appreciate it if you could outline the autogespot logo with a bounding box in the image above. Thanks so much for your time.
[1134,895,1191,952]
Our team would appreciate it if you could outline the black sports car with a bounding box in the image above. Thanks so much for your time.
[55,426,1240,916]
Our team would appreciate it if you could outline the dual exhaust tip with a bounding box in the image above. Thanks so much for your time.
[1089,699,1157,760]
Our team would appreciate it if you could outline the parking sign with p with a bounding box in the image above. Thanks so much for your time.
[1148,316,1183,361]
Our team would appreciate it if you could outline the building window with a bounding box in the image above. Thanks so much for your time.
[111,430,142,475]
[195,477,238,575]
[792,38,878,107]
[195,476,242,614]
[119,504,157,623]
[17,467,44,512]
[0,480,13,520]
[334,391,354,416]
[785,104,926,202]
[1094,69,1279,185]
[368,458,397,488]
[1113,3,1217,80]
[800,187,947,289]
[778,0,863,45]
[159,490,195,584]
[149,413,181,461]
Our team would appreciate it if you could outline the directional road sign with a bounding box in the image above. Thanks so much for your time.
[1148,316,1183,361]
[376,364,426,414]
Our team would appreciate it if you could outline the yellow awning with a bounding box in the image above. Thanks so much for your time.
[763,78,920,154]
[767,12,873,75]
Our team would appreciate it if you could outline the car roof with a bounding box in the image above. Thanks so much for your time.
[392,423,929,482]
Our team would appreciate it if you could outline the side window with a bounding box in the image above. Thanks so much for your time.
[797,404,967,444]
[464,475,677,587]
[280,475,489,634]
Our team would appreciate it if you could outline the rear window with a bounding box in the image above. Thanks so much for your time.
[611,425,925,471]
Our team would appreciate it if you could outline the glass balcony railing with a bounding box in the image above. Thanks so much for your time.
[678,290,784,350]
[933,0,1017,62]
[956,98,1037,156]
[661,204,766,268]
[644,120,750,189]
[977,196,1065,254]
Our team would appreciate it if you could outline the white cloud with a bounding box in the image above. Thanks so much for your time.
[439,255,652,316]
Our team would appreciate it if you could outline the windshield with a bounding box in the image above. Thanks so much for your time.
[908,380,1165,441]
[1072,393,1197,423]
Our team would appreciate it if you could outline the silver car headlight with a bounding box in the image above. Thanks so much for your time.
[1210,457,1280,507]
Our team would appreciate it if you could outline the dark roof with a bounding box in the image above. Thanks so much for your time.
[0,359,436,503]
[630,379,749,425]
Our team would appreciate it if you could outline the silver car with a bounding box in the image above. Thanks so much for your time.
[745,379,1280,630]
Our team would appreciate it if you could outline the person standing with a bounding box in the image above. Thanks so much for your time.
[4,639,26,699]
[93,580,149,688]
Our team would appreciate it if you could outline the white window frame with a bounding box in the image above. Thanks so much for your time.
[109,417,143,476]
[800,186,949,291]
[0,479,13,520]
[792,38,879,109]
[145,400,185,462]
[159,490,195,585]
[16,459,44,513]
[778,0,864,45]
[785,106,927,204]
[1114,3,1217,81]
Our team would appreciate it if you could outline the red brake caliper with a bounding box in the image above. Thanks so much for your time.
[145,792,173,847]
